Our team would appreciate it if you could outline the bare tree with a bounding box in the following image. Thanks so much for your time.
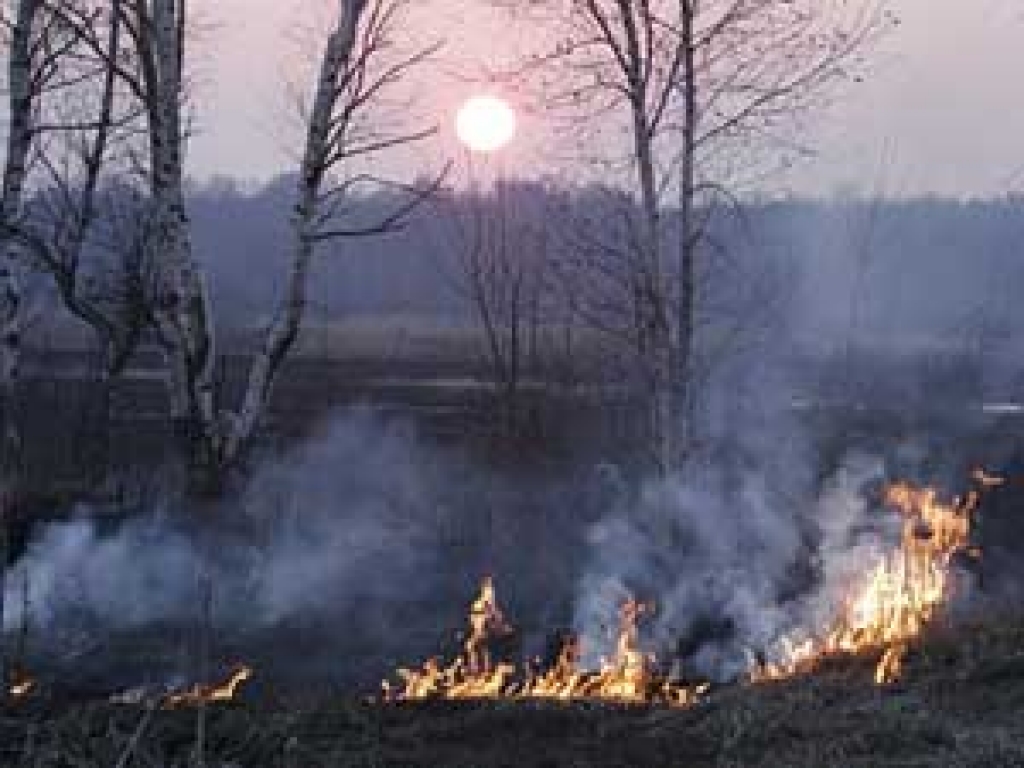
[498,0,892,472]
[1,0,149,387]
[224,0,444,469]
[85,0,443,491]
[0,0,143,691]
[436,179,555,443]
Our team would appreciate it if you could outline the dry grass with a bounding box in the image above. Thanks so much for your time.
[3,619,1024,767]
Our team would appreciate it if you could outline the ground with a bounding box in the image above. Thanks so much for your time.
[3,619,1024,767]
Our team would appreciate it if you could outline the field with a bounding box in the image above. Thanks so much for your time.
[7,323,1024,768]
[2,619,1024,767]
[14,316,1024,501]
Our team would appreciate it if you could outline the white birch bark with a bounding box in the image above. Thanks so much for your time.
[673,0,698,461]
[116,0,432,485]
[141,0,219,476]
[0,1,137,381]
[222,0,369,465]
[0,0,39,698]
[514,0,885,473]
[1,0,37,411]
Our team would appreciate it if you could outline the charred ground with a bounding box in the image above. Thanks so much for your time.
[2,618,1024,768]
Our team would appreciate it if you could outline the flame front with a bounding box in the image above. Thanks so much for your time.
[522,598,709,706]
[165,665,253,708]
[752,480,983,686]
[385,579,707,707]
[387,477,986,704]
[385,576,516,701]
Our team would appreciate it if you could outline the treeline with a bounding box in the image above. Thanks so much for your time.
[178,179,1024,355]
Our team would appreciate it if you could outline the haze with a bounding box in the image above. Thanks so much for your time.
[190,0,1024,198]
[8,0,1024,750]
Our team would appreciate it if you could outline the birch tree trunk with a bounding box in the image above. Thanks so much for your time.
[618,2,674,474]
[223,0,369,465]
[2,0,35,221]
[634,110,673,475]
[109,0,434,489]
[674,0,698,462]
[0,1,138,384]
[143,0,220,487]
[0,0,39,699]
[1,0,37,420]
[499,0,888,475]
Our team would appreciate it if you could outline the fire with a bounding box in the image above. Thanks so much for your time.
[390,479,980,703]
[164,665,253,708]
[384,578,707,707]
[464,576,513,680]
[752,479,983,687]
[523,598,709,706]
[8,670,35,700]
[393,479,983,703]
[874,643,906,685]
[384,576,516,701]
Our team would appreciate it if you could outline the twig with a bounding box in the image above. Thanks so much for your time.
[194,574,213,768]
[18,722,36,768]
[114,701,157,768]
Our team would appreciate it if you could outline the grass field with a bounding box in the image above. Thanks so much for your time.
[3,618,1024,767]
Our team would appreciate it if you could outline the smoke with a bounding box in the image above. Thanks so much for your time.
[3,408,616,690]
[6,372,890,687]
[805,454,890,627]
[2,401,1007,691]
[4,412,462,648]
[7,515,204,630]
[569,434,898,683]
[572,461,807,681]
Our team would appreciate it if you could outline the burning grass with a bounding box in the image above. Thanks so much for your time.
[1,475,1017,766]
[751,479,985,687]
[162,664,253,708]
[3,618,1024,767]
[382,478,989,708]
[7,669,34,700]
[382,577,708,707]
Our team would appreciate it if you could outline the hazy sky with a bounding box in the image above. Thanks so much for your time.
[187,0,1024,198]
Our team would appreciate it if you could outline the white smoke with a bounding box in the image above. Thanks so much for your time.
[2,404,940,690]
[7,514,204,629]
[570,451,894,682]
[4,411,457,638]
[806,453,891,629]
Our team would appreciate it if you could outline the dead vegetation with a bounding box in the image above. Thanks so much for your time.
[0,618,1022,767]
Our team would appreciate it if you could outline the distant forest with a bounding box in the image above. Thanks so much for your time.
[27,177,1024,369]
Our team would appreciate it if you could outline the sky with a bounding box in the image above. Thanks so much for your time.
[187,0,1024,198]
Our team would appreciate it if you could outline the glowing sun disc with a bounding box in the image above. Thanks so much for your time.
[456,96,517,153]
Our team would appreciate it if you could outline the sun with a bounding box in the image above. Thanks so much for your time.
[455,95,517,153]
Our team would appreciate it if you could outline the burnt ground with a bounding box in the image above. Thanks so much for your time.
[6,345,1024,767]
[2,619,1024,767]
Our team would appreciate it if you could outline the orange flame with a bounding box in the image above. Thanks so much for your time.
[523,598,709,706]
[384,576,516,701]
[875,643,906,685]
[164,665,253,708]
[752,479,981,686]
[385,578,707,707]
[8,670,34,700]
[389,476,986,702]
